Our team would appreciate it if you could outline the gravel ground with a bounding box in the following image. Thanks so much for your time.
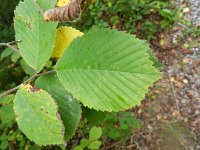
[130,0,200,149]
[186,0,200,58]
[187,0,200,24]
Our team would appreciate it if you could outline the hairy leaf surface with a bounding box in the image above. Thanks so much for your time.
[35,74,82,140]
[14,85,64,145]
[14,0,58,72]
[56,27,162,111]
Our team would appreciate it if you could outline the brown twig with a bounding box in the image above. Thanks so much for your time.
[0,70,56,99]
[0,63,16,72]
[33,0,43,13]
[0,40,20,52]
[168,74,180,113]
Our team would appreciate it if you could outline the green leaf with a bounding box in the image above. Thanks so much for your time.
[11,52,21,62]
[74,146,83,150]
[82,107,107,126]
[88,140,102,150]
[80,139,89,148]
[0,94,14,105]
[35,74,81,141]
[13,85,65,145]
[147,49,164,70]
[28,145,41,150]
[0,104,15,124]
[14,0,58,72]
[89,126,102,141]
[56,27,162,111]
[0,139,8,150]
[20,59,35,75]
[1,48,14,60]
[132,118,142,129]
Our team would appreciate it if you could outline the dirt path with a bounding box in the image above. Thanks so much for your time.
[128,1,200,150]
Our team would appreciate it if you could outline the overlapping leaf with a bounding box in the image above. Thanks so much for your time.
[14,0,58,72]
[56,27,162,112]
[57,0,70,7]
[51,26,83,58]
[35,74,81,141]
[14,85,65,145]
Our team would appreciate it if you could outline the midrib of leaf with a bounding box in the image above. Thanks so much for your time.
[57,67,161,76]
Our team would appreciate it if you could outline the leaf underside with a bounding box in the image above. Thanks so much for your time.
[14,0,58,72]
[35,74,82,141]
[14,85,64,145]
[56,27,162,112]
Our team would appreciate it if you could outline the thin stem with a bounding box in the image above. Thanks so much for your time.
[0,70,56,99]
[168,74,180,113]
[0,40,21,52]
[33,0,43,14]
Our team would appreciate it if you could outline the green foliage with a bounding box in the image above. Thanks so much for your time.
[79,109,142,146]
[56,27,162,111]
[82,107,107,126]
[89,126,102,141]
[1,0,164,147]
[70,0,178,40]
[182,26,200,38]
[14,85,65,145]
[0,95,15,124]
[74,126,102,150]
[0,94,30,150]
[14,0,58,72]
[0,48,14,60]
[35,74,82,141]
[102,111,142,143]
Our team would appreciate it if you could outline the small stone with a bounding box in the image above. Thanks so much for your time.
[183,7,190,13]
[170,77,175,82]
[183,79,189,84]
[157,114,162,120]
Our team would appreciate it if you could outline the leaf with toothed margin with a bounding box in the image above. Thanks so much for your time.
[14,0,58,72]
[13,84,65,145]
[56,27,162,112]
[35,74,82,141]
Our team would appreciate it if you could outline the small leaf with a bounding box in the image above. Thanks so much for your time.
[51,26,83,58]
[132,118,142,129]
[80,139,89,148]
[0,94,14,105]
[89,126,102,141]
[88,140,102,150]
[82,107,107,126]
[1,48,14,60]
[20,59,35,75]
[14,0,58,72]
[74,146,83,150]
[35,74,81,141]
[56,27,162,112]
[0,103,15,124]
[11,52,20,62]
[14,84,65,145]
[0,139,8,150]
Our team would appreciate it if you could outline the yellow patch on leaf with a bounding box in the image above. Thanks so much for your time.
[57,0,71,7]
[51,26,83,58]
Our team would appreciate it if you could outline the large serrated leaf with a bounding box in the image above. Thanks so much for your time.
[56,27,162,112]
[35,74,81,141]
[14,0,58,72]
[14,85,65,145]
